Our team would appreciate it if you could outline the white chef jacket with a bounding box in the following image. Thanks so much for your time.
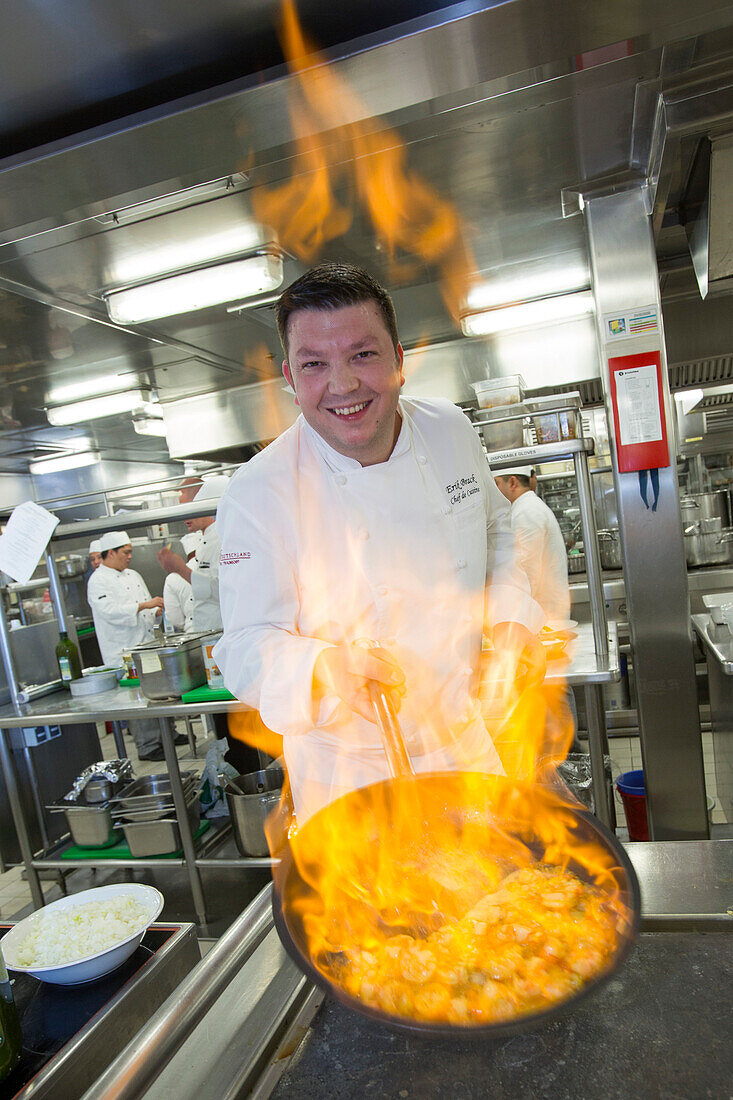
[190,524,222,632]
[509,491,570,625]
[163,572,194,633]
[87,564,157,666]
[215,396,543,822]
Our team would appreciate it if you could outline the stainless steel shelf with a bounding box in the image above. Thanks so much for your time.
[485,436,595,470]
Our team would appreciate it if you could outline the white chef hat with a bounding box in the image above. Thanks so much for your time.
[99,530,131,552]
[499,466,534,478]
[180,531,201,556]
[193,475,230,502]
[89,539,102,554]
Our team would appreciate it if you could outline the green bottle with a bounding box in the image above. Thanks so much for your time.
[55,631,82,686]
[0,945,21,1081]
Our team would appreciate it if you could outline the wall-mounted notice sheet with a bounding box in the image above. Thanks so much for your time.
[615,363,663,446]
[608,350,670,473]
[0,502,59,584]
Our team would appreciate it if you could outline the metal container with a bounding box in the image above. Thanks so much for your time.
[48,800,121,848]
[598,528,622,570]
[115,789,200,824]
[680,491,730,530]
[117,797,201,856]
[112,771,196,809]
[225,767,284,858]
[132,632,216,699]
[54,554,86,579]
[567,551,586,574]
[84,777,116,803]
[69,668,119,696]
[683,517,733,567]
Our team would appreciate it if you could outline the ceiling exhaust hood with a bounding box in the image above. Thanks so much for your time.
[684,134,733,300]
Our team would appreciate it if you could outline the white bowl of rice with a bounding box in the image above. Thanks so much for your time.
[1,884,163,985]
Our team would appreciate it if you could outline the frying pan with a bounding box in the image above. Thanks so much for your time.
[271,683,641,1039]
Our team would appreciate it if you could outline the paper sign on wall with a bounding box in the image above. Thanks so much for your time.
[0,501,59,584]
[608,351,670,473]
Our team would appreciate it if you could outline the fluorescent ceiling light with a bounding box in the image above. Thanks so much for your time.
[466,265,590,312]
[105,253,284,325]
[461,291,595,337]
[48,373,140,405]
[133,416,167,437]
[30,452,99,475]
[110,222,269,286]
[47,388,150,426]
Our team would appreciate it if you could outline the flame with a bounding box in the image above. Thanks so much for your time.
[237,0,635,1030]
[251,0,477,320]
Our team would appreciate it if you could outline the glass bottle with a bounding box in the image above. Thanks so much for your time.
[55,630,82,685]
[0,944,21,1081]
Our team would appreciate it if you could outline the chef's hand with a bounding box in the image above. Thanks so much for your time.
[157,547,186,575]
[138,596,165,615]
[313,643,405,724]
[491,621,546,691]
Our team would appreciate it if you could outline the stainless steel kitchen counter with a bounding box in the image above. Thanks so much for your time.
[546,620,620,685]
[693,611,733,674]
[81,842,732,1100]
[0,684,233,729]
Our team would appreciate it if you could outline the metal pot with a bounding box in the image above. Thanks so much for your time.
[55,554,85,578]
[598,528,622,571]
[679,491,730,531]
[684,519,733,567]
[567,551,586,574]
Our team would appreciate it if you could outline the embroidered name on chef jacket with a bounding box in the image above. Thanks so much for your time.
[219,551,252,566]
[444,473,481,507]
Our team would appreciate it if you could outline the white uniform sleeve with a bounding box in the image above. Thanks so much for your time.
[164,575,186,631]
[88,572,142,631]
[213,479,336,737]
[468,426,545,634]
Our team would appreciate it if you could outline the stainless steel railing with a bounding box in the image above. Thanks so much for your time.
[82,884,274,1100]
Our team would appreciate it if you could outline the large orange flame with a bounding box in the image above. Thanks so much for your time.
[230,0,634,1030]
[251,0,476,321]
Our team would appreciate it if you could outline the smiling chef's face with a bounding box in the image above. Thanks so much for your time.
[282,301,405,467]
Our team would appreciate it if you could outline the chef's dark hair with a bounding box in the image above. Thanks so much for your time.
[276,263,400,355]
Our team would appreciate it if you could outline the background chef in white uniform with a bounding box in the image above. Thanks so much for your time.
[158,476,229,632]
[87,531,186,761]
[493,466,570,626]
[88,539,102,571]
[214,262,545,822]
[494,465,578,743]
[159,476,259,771]
[162,531,200,633]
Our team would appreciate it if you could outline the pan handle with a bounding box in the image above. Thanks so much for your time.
[367,681,416,780]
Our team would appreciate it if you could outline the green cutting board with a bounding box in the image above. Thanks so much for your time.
[61,820,210,860]
[181,684,235,703]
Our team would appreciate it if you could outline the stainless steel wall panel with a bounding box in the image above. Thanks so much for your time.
[584,185,708,839]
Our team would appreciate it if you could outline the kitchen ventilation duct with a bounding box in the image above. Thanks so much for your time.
[685,134,733,299]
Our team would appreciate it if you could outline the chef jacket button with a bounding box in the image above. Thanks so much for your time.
[442,505,451,515]
[456,558,467,569]
[335,475,347,486]
[376,585,388,596]
[358,528,370,540]
[418,455,427,465]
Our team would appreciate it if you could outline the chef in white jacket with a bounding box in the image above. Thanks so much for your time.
[87,531,168,760]
[158,477,229,632]
[494,466,570,625]
[214,263,545,822]
[162,532,200,633]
